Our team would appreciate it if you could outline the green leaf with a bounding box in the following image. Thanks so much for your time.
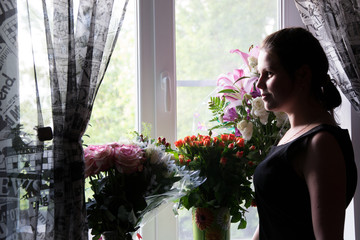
[230,212,243,223]
[234,76,249,85]
[218,89,238,94]
[238,219,247,229]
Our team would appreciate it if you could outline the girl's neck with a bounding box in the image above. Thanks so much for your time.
[286,101,336,128]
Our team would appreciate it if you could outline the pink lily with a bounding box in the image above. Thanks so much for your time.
[217,69,258,103]
[230,45,260,71]
[217,69,246,102]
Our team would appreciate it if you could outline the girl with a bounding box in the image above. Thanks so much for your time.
[252,27,357,240]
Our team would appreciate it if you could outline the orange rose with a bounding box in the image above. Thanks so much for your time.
[220,134,228,141]
[220,157,227,165]
[228,133,235,141]
[191,135,197,141]
[174,139,184,148]
[236,138,245,148]
[179,154,185,164]
[203,135,211,141]
[203,139,211,147]
[236,151,244,158]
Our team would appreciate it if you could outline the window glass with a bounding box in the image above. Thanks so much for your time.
[176,0,278,139]
[83,0,136,146]
[175,1,278,239]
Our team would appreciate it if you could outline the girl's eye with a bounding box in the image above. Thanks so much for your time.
[267,71,274,78]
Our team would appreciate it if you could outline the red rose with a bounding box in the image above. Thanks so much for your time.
[236,151,244,158]
[220,157,227,165]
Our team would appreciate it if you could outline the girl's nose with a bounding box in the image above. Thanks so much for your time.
[256,75,264,90]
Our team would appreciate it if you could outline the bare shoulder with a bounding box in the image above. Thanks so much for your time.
[308,129,339,150]
[304,129,345,178]
[303,128,347,240]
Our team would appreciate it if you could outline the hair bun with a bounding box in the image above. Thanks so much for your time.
[321,75,342,110]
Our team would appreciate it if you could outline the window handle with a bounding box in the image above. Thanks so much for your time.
[161,71,171,112]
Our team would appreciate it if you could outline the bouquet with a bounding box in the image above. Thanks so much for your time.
[209,45,289,160]
[172,46,289,230]
[173,133,258,229]
[84,132,196,240]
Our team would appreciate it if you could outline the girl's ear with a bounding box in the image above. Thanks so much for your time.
[295,64,312,89]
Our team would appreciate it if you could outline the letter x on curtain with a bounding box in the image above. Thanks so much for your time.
[295,0,360,113]
[0,0,129,239]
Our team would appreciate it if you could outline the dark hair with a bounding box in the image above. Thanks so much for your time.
[261,27,341,113]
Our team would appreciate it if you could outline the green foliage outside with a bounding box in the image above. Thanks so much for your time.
[175,1,277,239]
[16,0,277,238]
[82,0,277,239]
[176,0,277,140]
[84,3,137,145]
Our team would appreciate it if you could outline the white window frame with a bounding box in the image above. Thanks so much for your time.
[137,0,177,239]
[136,0,359,239]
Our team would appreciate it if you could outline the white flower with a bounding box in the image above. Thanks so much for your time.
[248,56,259,76]
[251,97,269,124]
[237,120,253,140]
[252,97,265,113]
[258,112,270,125]
[146,144,164,164]
[274,111,288,128]
[248,56,258,69]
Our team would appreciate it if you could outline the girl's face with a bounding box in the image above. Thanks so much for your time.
[256,50,297,113]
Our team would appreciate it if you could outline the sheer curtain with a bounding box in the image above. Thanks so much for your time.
[0,0,129,239]
[294,0,360,113]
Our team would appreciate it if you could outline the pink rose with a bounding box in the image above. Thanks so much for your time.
[113,144,145,174]
[84,144,115,177]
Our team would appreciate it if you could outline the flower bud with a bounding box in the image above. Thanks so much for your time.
[220,157,227,165]
[236,151,244,158]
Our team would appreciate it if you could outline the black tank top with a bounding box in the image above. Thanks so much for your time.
[253,124,357,240]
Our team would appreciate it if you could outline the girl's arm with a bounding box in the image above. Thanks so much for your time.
[303,131,346,240]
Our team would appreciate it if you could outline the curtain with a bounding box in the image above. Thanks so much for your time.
[294,0,360,113]
[0,0,129,239]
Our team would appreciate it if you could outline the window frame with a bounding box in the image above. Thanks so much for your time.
[136,0,359,239]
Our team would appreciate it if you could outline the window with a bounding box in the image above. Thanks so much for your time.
[175,1,277,239]
[11,0,357,239]
[85,0,357,240]
[128,1,296,239]
[84,0,137,145]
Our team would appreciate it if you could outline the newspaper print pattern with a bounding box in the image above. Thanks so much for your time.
[0,0,129,239]
[42,0,129,239]
[295,0,360,112]
[0,0,21,239]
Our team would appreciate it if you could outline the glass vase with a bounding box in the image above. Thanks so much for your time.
[192,207,231,240]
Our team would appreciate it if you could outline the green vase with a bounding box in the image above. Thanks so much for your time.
[192,207,231,240]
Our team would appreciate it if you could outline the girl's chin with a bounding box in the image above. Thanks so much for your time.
[263,102,279,112]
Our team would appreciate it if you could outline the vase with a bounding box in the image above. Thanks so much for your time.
[192,207,231,240]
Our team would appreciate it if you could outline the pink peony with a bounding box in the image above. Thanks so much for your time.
[112,144,145,174]
[84,144,115,177]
